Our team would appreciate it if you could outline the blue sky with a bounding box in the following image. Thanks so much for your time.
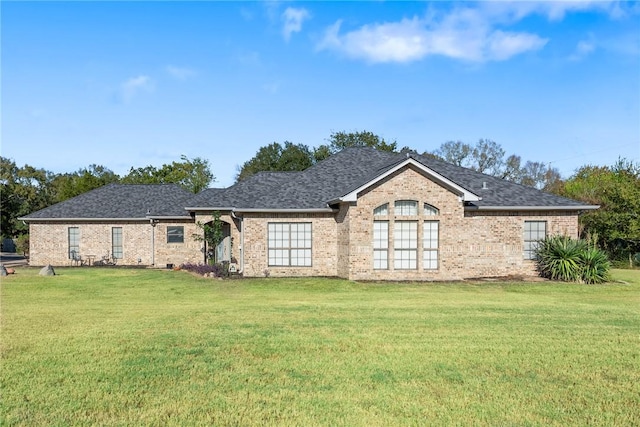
[2,1,639,188]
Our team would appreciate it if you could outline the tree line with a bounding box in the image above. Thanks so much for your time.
[2,131,638,263]
[0,155,214,238]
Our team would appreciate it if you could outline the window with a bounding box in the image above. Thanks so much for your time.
[373,221,389,269]
[524,221,546,260]
[167,226,184,243]
[68,227,79,258]
[424,203,439,216]
[373,203,389,216]
[423,221,439,270]
[394,221,417,269]
[395,200,418,216]
[268,223,312,267]
[112,227,123,259]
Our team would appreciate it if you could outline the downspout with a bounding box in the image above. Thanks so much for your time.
[150,219,157,266]
[231,210,244,274]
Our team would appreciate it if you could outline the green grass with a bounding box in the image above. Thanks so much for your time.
[2,268,639,426]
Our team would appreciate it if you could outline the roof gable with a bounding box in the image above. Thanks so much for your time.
[337,156,482,203]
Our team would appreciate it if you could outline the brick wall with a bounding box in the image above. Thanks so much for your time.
[27,167,580,279]
[338,165,579,281]
[29,219,202,267]
[240,212,338,277]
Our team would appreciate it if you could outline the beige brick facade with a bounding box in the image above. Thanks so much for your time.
[29,219,202,267]
[28,166,581,280]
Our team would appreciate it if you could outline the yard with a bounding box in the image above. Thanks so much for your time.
[1,268,639,426]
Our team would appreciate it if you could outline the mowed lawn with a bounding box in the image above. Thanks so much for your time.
[1,268,639,426]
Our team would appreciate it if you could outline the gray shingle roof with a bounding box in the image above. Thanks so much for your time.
[23,148,594,220]
[186,147,592,210]
[22,184,193,220]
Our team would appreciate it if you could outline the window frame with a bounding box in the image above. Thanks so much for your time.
[373,203,389,217]
[373,220,389,270]
[394,200,418,216]
[268,222,312,267]
[394,220,418,270]
[424,203,440,216]
[68,227,80,259]
[112,227,123,259]
[523,221,547,260]
[167,226,185,244]
[423,220,439,270]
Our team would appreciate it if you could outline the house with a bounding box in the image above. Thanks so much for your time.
[21,147,597,280]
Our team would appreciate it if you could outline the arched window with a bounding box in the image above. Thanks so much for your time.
[424,203,439,216]
[373,203,388,216]
[394,200,418,216]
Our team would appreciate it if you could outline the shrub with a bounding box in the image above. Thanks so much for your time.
[15,234,29,256]
[580,247,611,284]
[535,235,586,282]
[179,262,225,277]
[535,235,611,284]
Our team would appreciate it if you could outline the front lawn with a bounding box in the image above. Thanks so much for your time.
[1,268,639,426]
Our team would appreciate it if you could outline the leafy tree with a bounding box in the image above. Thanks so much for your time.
[0,157,53,237]
[430,139,561,190]
[122,155,214,193]
[236,142,314,181]
[558,159,640,263]
[50,165,120,203]
[237,131,398,182]
[192,211,225,264]
[318,130,398,155]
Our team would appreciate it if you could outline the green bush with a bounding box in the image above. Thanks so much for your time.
[535,235,610,284]
[580,247,611,284]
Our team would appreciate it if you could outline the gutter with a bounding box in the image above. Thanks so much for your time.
[185,207,337,214]
[464,205,600,211]
[19,216,192,222]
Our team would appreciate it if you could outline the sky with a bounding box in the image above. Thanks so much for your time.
[2,1,639,188]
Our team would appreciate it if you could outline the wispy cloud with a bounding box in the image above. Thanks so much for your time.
[569,40,596,61]
[282,7,310,41]
[317,14,546,64]
[119,75,154,103]
[316,2,631,64]
[166,65,196,80]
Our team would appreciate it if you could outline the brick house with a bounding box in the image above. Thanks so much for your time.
[21,147,597,280]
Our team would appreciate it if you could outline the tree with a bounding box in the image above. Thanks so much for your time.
[236,142,314,181]
[319,130,398,155]
[50,165,120,203]
[192,211,225,264]
[557,159,640,263]
[0,157,54,238]
[122,155,214,193]
[430,139,561,190]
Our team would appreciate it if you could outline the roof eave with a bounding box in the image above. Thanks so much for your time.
[20,215,191,222]
[464,205,600,211]
[234,208,337,214]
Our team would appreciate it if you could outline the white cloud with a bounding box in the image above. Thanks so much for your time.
[119,75,154,103]
[569,40,596,61]
[166,65,196,80]
[282,7,310,41]
[315,1,635,64]
[317,13,547,63]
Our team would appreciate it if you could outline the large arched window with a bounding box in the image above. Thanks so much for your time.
[372,200,441,271]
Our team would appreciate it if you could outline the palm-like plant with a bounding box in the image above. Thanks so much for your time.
[535,235,586,282]
[535,235,611,284]
[579,247,611,284]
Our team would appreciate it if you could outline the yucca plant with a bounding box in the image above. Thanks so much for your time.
[579,247,611,284]
[535,235,586,282]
